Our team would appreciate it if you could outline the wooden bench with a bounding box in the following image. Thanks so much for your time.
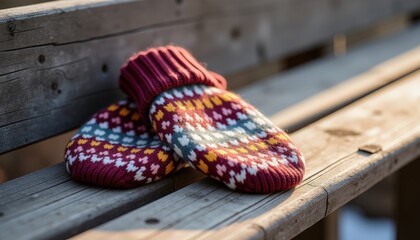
[1,1,420,239]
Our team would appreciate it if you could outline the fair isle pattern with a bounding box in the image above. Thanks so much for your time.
[65,100,183,188]
[150,84,305,193]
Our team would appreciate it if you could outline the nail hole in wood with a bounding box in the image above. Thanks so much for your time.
[8,22,16,36]
[102,63,108,73]
[51,82,58,91]
[230,26,241,40]
[38,54,45,64]
[145,218,160,224]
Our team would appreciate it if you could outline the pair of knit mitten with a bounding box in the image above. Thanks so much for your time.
[64,46,305,193]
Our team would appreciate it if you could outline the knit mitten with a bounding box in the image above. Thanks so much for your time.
[119,46,305,193]
[64,100,183,188]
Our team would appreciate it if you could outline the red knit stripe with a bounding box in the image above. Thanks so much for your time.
[119,46,227,118]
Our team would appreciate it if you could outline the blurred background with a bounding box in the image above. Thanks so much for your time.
[1,0,419,239]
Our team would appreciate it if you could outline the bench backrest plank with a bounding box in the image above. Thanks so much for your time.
[75,70,420,240]
[1,0,420,154]
[240,25,420,130]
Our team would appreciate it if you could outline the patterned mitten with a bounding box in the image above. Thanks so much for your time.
[64,100,183,188]
[119,46,305,193]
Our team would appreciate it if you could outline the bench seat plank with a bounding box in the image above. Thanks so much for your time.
[270,45,420,132]
[75,71,420,240]
[0,166,204,240]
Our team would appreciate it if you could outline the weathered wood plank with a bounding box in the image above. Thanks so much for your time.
[0,0,273,50]
[74,71,420,240]
[270,45,420,132]
[2,0,419,153]
[2,0,414,51]
[0,164,205,240]
[239,25,420,118]
[0,0,52,10]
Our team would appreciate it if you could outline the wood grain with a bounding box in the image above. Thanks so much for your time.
[269,45,420,132]
[2,0,420,153]
[0,164,205,240]
[239,24,420,119]
[75,71,420,240]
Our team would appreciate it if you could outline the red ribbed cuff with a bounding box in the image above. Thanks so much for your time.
[119,46,227,118]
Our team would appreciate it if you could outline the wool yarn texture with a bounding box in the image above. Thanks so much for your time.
[119,46,305,193]
[64,100,183,188]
